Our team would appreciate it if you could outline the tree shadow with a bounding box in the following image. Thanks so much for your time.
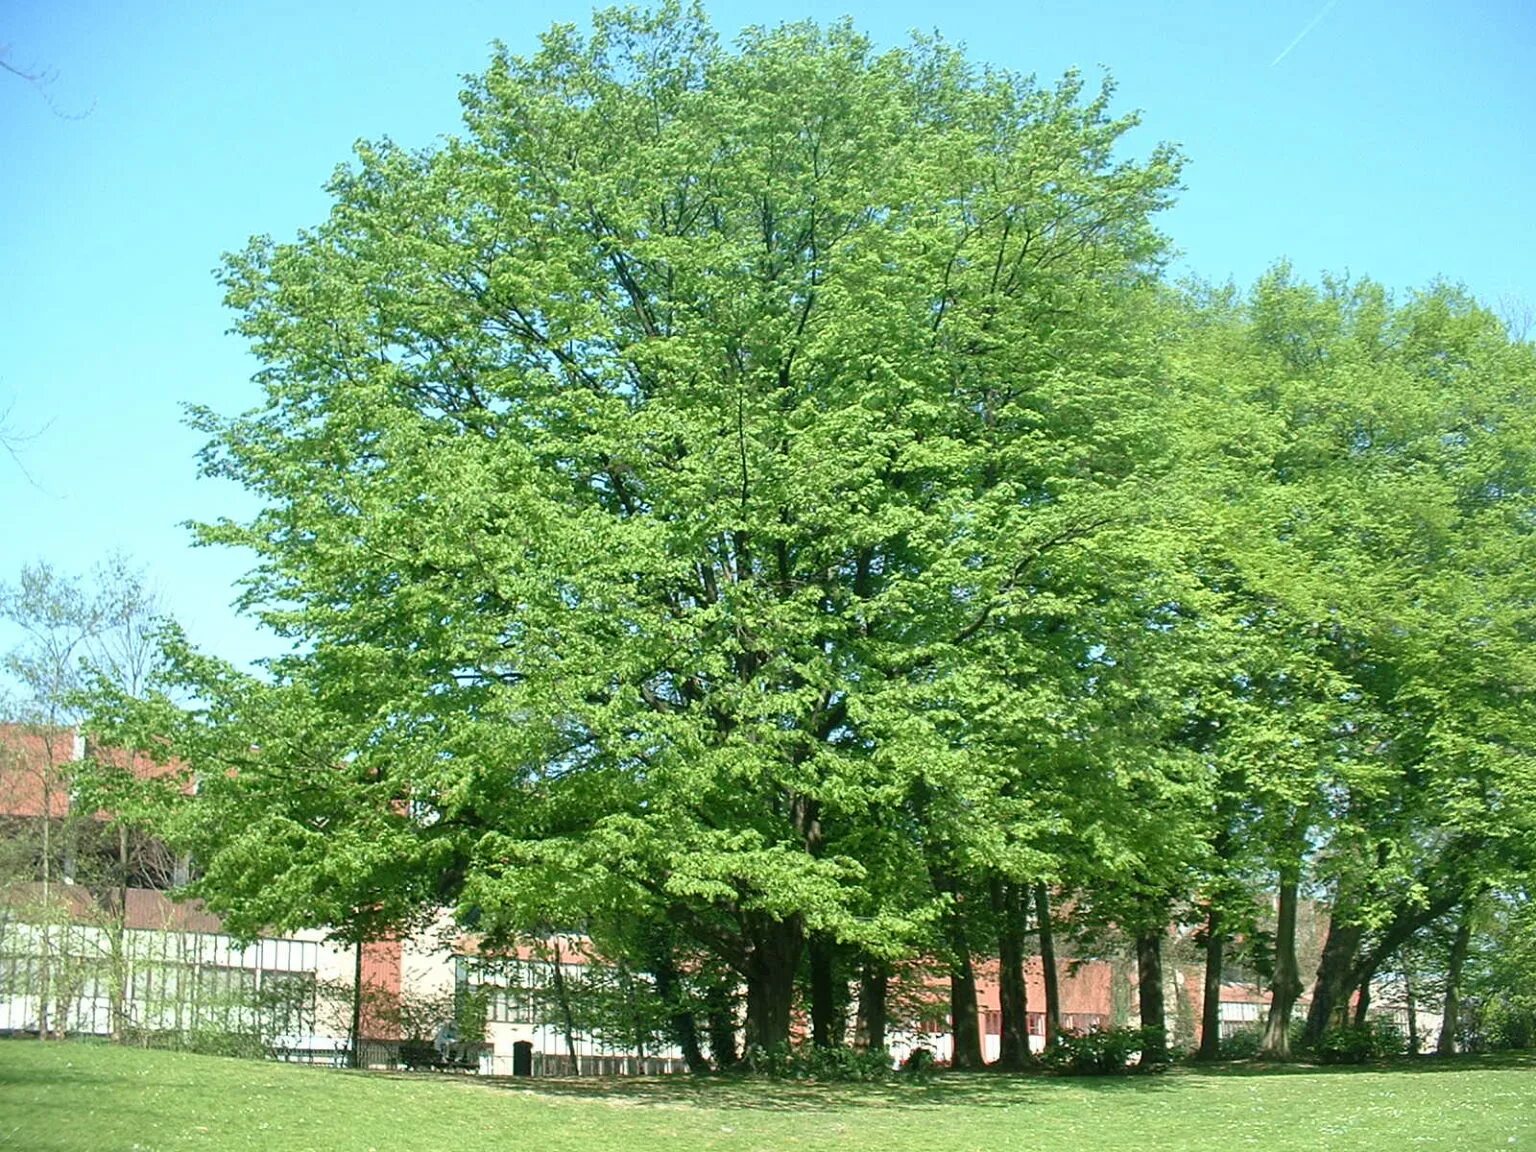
[1174,1052,1536,1079]
[458,1052,1536,1112]
[466,1066,1180,1112]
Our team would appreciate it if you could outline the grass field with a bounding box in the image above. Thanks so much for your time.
[1,1041,1531,1152]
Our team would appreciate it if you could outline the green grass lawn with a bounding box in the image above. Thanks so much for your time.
[1,1041,1531,1152]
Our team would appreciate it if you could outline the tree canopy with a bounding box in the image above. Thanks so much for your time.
[86,3,1536,1064]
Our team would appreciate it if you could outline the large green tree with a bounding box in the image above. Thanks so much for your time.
[120,4,1183,1051]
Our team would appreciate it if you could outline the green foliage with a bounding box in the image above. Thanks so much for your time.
[1463,999,1536,1053]
[739,1042,893,1081]
[1314,1021,1406,1065]
[126,1025,272,1061]
[68,2,1536,1072]
[1041,1026,1162,1075]
[900,1046,937,1078]
[88,1,1192,1052]
[454,985,491,1047]
[1458,892,1536,1052]
[1214,1025,1265,1061]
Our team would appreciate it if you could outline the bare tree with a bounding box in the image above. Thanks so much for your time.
[1,43,94,119]
[0,558,166,1037]
[0,398,49,486]
[1496,294,1533,344]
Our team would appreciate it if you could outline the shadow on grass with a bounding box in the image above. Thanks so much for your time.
[1175,1051,1536,1078]
[439,1052,1536,1113]
[456,1066,1181,1112]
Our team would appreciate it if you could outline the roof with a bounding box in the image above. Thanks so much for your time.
[0,881,228,934]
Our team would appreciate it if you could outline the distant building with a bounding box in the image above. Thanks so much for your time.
[2,724,1427,1069]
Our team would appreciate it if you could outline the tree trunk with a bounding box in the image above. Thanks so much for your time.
[854,959,888,1052]
[1352,973,1374,1027]
[1437,906,1473,1056]
[1403,945,1418,1056]
[38,774,52,1041]
[550,937,581,1074]
[949,960,984,1069]
[1196,903,1224,1061]
[705,980,738,1069]
[1311,885,1463,1045]
[992,877,1031,1069]
[650,952,708,1073]
[1305,912,1364,1047]
[808,932,842,1048]
[108,825,130,1042]
[1260,868,1302,1060]
[938,875,984,1069]
[1034,882,1061,1048]
[350,938,364,1069]
[1360,891,1466,1021]
[742,912,804,1053]
[1136,930,1168,1065]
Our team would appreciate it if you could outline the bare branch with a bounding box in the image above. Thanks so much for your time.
[1,45,96,120]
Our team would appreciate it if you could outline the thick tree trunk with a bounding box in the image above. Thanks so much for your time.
[854,959,888,1051]
[1305,913,1364,1046]
[1311,883,1464,1044]
[1196,904,1224,1061]
[1358,893,1465,1028]
[651,952,708,1073]
[992,877,1031,1069]
[1260,869,1302,1060]
[705,981,738,1069]
[1034,882,1061,1048]
[949,961,984,1069]
[1136,930,1168,1065]
[742,912,804,1053]
[933,870,984,1068]
[1353,974,1374,1027]
[1437,907,1473,1056]
[808,932,844,1048]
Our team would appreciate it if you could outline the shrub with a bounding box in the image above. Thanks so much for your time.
[1463,998,1536,1052]
[125,1027,270,1061]
[902,1046,937,1079]
[1216,1025,1264,1060]
[740,1043,895,1081]
[1315,1020,1405,1065]
[1042,1026,1159,1075]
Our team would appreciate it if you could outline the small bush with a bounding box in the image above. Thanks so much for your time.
[186,1029,271,1061]
[1214,1025,1264,1060]
[740,1043,895,1081]
[902,1046,937,1079]
[1315,1020,1405,1065]
[1461,998,1536,1053]
[1042,1026,1159,1075]
[125,1027,270,1062]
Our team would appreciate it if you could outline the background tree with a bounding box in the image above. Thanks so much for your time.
[0,557,164,1038]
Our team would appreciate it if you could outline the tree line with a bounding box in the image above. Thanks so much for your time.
[64,3,1536,1068]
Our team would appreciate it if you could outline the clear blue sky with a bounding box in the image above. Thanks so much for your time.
[2,0,1532,673]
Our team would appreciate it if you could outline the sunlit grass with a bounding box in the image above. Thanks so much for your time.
[1,1040,1531,1151]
